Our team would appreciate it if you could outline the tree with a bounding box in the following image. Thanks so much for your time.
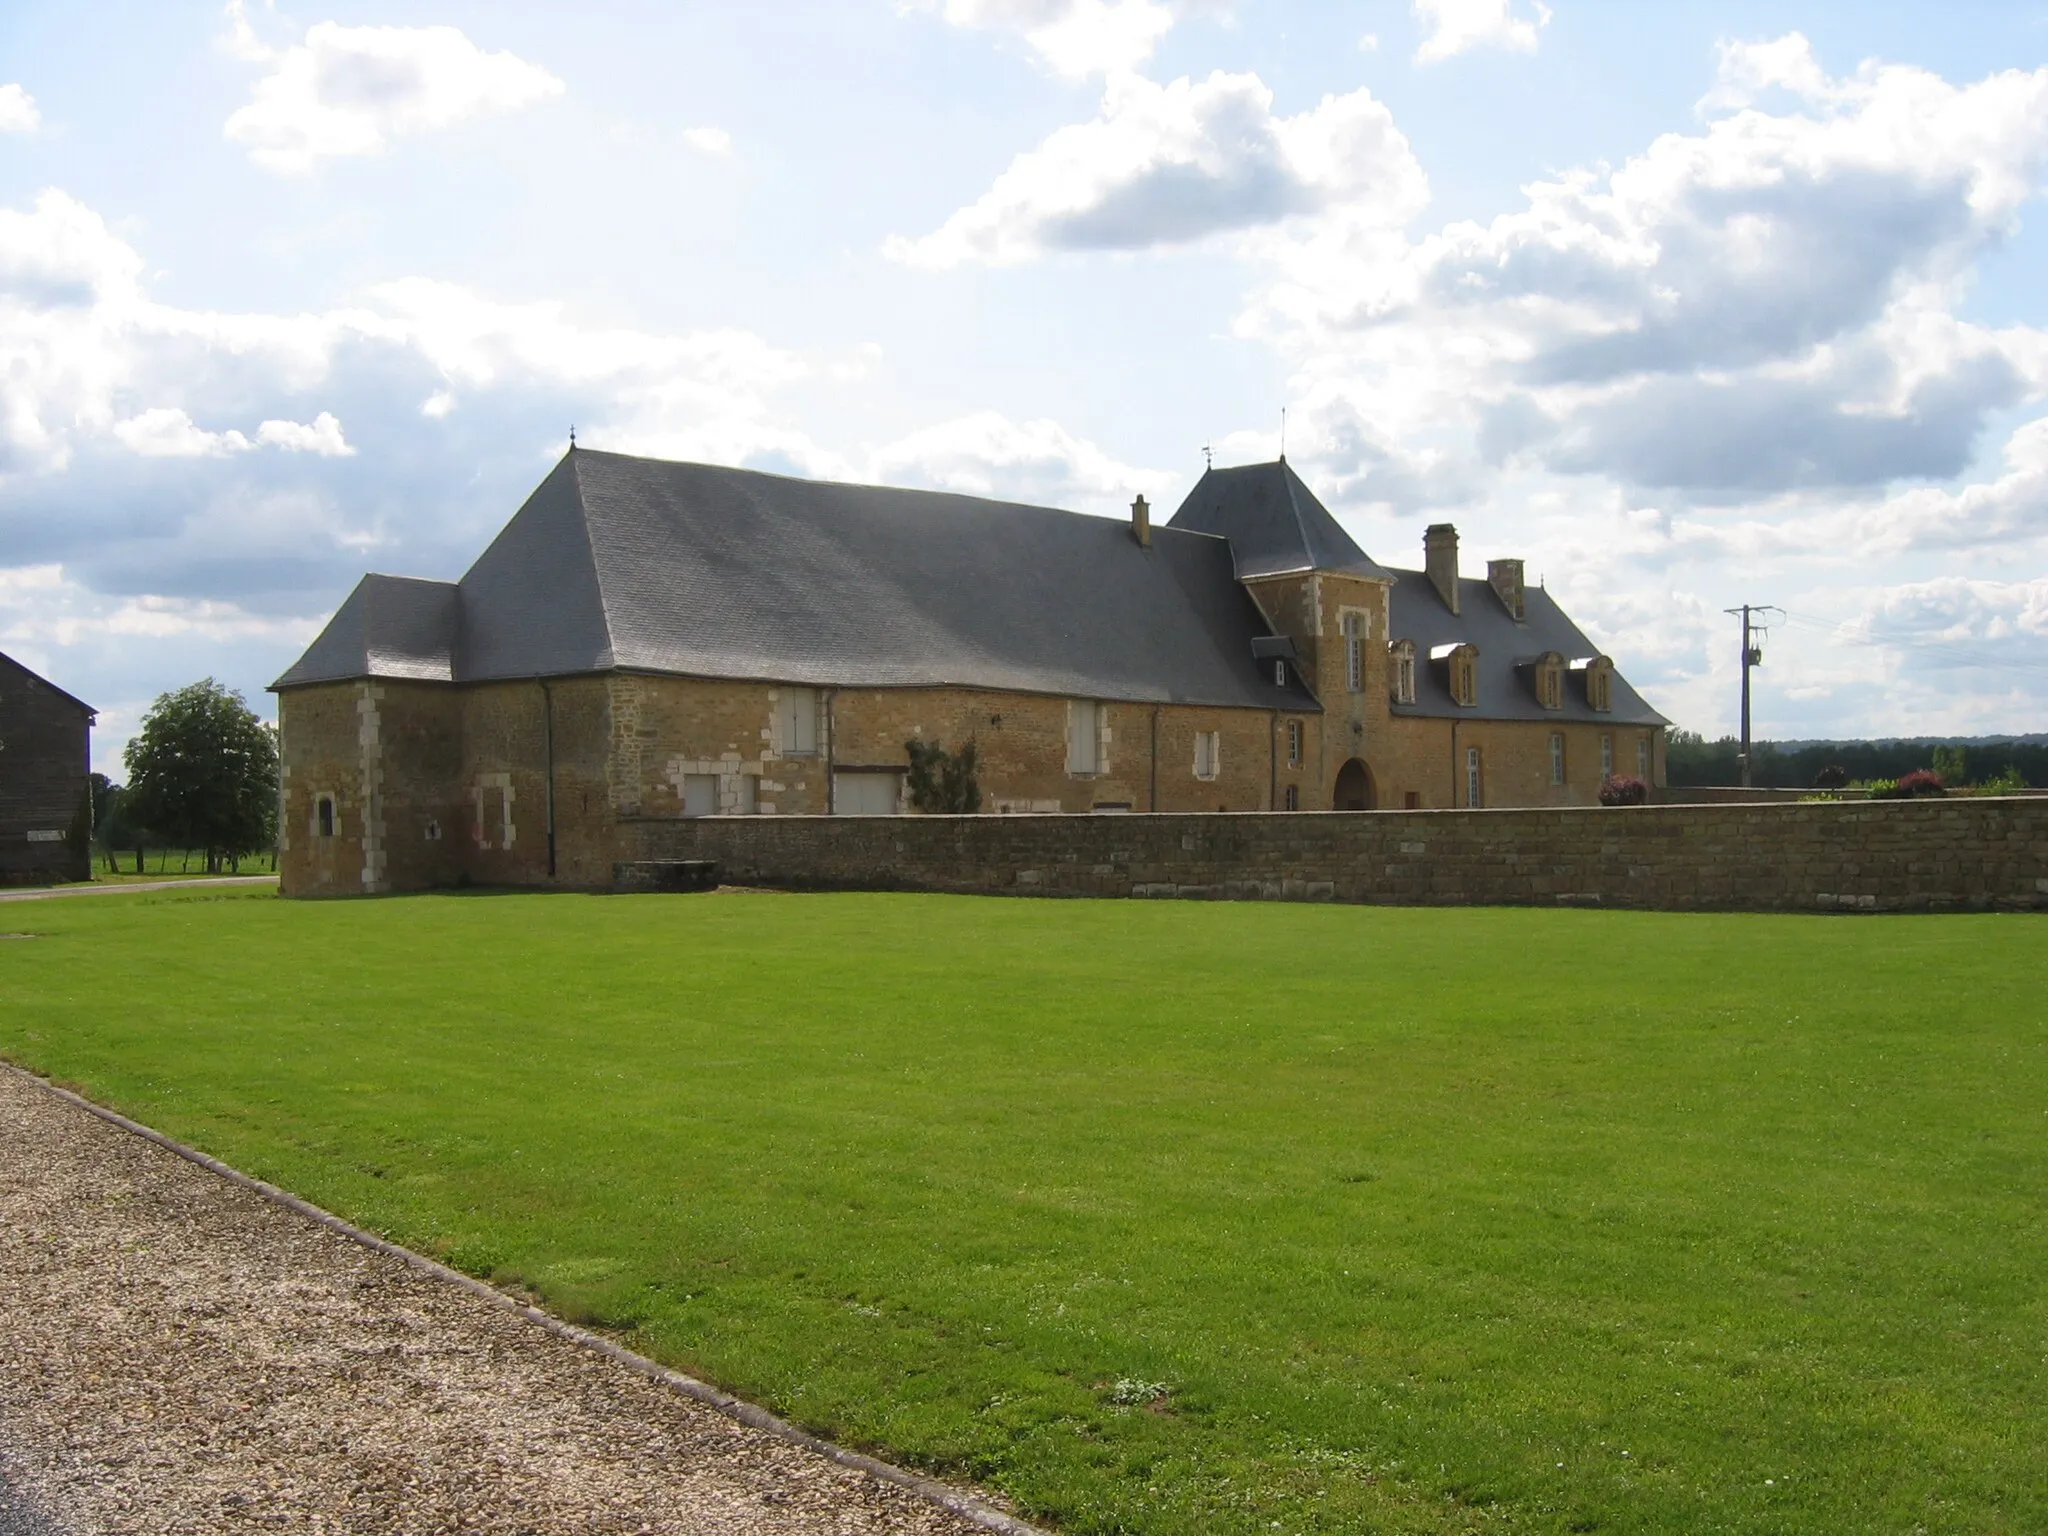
[904,737,982,813]
[123,680,279,873]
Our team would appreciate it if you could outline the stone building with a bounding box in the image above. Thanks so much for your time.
[0,650,95,886]
[272,448,1665,895]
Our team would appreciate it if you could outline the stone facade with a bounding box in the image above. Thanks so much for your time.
[627,798,2048,914]
[0,651,93,886]
[277,674,1317,894]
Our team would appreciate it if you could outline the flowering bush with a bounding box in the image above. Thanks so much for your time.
[1598,774,1648,806]
[1869,769,1945,800]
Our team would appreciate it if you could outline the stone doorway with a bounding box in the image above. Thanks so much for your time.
[1333,758,1376,811]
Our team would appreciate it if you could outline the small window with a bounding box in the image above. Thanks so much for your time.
[1637,736,1651,780]
[317,795,335,838]
[1550,732,1565,786]
[1068,699,1104,775]
[1286,719,1303,766]
[1466,746,1483,808]
[1273,659,1288,688]
[776,688,819,755]
[1284,783,1300,811]
[1600,734,1614,776]
[1343,613,1365,693]
[736,774,759,815]
[683,773,719,817]
[1193,730,1220,781]
[1538,655,1564,710]
[424,818,441,842]
[1403,790,1421,809]
[1390,640,1416,706]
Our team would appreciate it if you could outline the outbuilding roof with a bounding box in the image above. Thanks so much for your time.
[274,449,1319,712]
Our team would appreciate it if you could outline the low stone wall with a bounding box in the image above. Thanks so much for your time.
[621,797,2048,913]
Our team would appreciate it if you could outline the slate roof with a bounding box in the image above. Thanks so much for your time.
[275,449,1319,712]
[1386,570,1668,726]
[1165,460,1398,580]
[0,650,95,717]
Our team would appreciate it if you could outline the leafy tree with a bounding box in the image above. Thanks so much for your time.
[123,680,279,873]
[1931,745,1970,786]
[904,737,982,813]
[91,773,148,874]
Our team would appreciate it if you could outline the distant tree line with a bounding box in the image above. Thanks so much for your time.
[1667,731,2046,790]
[93,679,279,874]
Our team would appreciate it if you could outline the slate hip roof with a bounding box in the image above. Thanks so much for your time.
[274,449,1319,712]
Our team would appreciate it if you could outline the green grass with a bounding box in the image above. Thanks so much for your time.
[3,888,2045,1534]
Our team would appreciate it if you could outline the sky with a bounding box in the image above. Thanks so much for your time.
[4,0,2048,772]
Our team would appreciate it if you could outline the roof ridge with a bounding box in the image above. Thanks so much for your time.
[566,450,621,672]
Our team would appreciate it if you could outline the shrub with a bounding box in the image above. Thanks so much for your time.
[1870,770,1945,800]
[904,737,982,813]
[1811,764,1850,789]
[1598,774,1648,807]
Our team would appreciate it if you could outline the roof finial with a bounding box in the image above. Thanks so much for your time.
[1279,405,1287,464]
[569,424,577,450]
[1202,441,1212,471]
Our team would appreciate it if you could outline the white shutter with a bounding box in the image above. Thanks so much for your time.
[1068,701,1101,774]
[779,688,818,755]
[833,772,899,815]
[683,774,719,817]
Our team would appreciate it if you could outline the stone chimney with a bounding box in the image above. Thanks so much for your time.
[1424,523,1459,614]
[1131,493,1152,548]
[1487,558,1526,620]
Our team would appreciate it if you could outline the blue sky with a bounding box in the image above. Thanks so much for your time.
[4,0,2047,770]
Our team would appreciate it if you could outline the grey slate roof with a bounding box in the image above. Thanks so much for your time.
[1386,570,1668,726]
[275,450,1319,712]
[273,573,457,687]
[0,650,94,716]
[1165,461,1398,580]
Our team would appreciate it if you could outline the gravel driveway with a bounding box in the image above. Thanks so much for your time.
[0,1067,1012,1536]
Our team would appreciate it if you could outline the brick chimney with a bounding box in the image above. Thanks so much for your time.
[1424,523,1459,614]
[1487,558,1525,620]
[1131,493,1152,548]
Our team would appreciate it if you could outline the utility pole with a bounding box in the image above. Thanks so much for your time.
[1723,604,1781,787]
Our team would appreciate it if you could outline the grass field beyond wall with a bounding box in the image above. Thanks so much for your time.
[3,889,2045,1534]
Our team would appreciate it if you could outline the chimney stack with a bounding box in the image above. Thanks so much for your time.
[1131,493,1152,548]
[1487,558,1525,620]
[1424,523,1459,614]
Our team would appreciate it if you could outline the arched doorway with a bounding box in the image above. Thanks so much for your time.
[1333,758,1376,811]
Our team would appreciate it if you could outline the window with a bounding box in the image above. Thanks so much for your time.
[1068,699,1104,775]
[1193,730,1220,781]
[1637,736,1651,780]
[1390,640,1416,705]
[1343,613,1365,693]
[1550,732,1565,786]
[424,818,441,842]
[1273,659,1288,688]
[316,795,335,838]
[1600,734,1614,776]
[776,687,819,755]
[1466,746,1483,808]
[1434,644,1478,707]
[1403,790,1421,809]
[1286,719,1303,766]
[736,774,759,815]
[1536,653,1564,710]
[1574,656,1614,713]
[682,773,719,817]
[1284,783,1300,811]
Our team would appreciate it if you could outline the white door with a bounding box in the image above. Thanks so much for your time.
[683,773,719,817]
[833,772,899,815]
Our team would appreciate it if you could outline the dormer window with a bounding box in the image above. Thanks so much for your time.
[1572,655,1614,713]
[1389,639,1417,705]
[1431,642,1479,707]
[1274,659,1288,687]
[1531,651,1565,710]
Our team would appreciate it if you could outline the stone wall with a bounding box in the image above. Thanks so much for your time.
[623,798,2048,913]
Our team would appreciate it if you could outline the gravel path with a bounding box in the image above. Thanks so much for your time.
[0,877,277,903]
[0,1068,1009,1536]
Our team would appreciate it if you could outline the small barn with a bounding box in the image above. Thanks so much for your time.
[0,651,95,886]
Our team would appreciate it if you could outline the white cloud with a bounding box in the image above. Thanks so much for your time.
[223,18,564,173]
[1413,0,1552,65]
[682,126,733,155]
[868,410,1180,514]
[902,0,1189,80]
[112,408,253,458]
[257,411,355,456]
[1246,40,2048,504]
[887,71,1425,266]
[0,84,39,134]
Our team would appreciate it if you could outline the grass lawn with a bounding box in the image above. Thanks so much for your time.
[2,888,2044,1534]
